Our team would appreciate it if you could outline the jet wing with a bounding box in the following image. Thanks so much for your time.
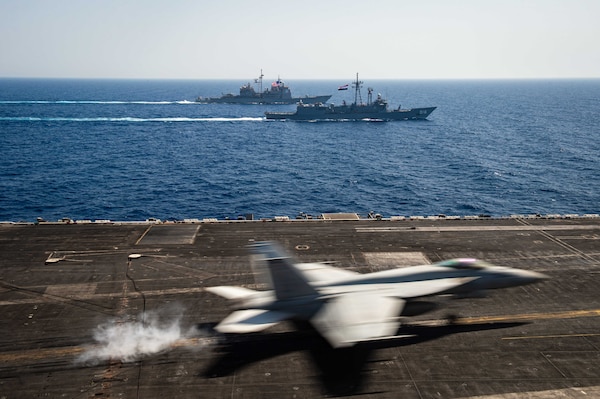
[294,262,359,284]
[311,293,405,348]
[318,276,478,298]
[214,309,291,333]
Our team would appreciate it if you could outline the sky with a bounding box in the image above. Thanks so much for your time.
[1,0,599,80]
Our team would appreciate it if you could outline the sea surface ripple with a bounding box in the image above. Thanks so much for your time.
[1,78,598,221]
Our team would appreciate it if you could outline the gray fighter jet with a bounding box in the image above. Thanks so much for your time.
[206,242,547,348]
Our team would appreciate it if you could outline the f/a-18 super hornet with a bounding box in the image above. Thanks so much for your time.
[206,242,547,348]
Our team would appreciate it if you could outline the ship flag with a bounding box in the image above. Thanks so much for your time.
[338,84,349,91]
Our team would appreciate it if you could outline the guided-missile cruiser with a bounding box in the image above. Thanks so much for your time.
[196,70,331,105]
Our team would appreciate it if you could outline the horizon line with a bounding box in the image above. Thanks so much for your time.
[2,76,600,81]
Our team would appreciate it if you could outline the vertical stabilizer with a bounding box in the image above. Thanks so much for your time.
[251,242,318,301]
[250,252,274,290]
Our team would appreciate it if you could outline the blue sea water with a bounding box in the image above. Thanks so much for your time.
[0,78,598,222]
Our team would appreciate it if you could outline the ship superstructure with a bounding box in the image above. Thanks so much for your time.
[196,70,331,105]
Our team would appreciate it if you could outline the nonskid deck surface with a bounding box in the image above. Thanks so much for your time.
[1,218,599,398]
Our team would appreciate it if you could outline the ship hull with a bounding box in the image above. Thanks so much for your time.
[197,95,331,105]
[265,106,436,121]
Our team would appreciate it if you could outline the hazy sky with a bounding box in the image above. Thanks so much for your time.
[1,0,599,79]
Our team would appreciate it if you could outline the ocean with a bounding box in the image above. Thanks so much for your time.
[1,78,598,222]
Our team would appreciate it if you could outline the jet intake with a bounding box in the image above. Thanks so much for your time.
[400,301,438,317]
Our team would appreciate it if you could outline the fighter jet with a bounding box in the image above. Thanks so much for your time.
[206,242,547,348]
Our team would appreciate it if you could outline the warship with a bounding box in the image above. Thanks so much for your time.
[196,70,331,104]
[265,73,436,121]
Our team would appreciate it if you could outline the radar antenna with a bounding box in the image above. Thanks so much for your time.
[352,73,363,105]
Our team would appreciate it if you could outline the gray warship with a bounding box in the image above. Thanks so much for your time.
[196,70,331,104]
[265,73,436,121]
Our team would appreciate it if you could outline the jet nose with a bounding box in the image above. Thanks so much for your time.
[510,269,549,285]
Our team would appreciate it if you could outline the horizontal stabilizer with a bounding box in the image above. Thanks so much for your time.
[312,293,405,348]
[215,309,290,333]
[205,286,257,300]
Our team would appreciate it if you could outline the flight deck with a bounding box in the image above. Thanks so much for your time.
[1,217,599,398]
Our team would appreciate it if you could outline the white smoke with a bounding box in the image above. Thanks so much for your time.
[77,306,213,365]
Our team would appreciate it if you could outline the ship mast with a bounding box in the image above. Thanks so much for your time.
[257,69,264,95]
[352,72,363,105]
